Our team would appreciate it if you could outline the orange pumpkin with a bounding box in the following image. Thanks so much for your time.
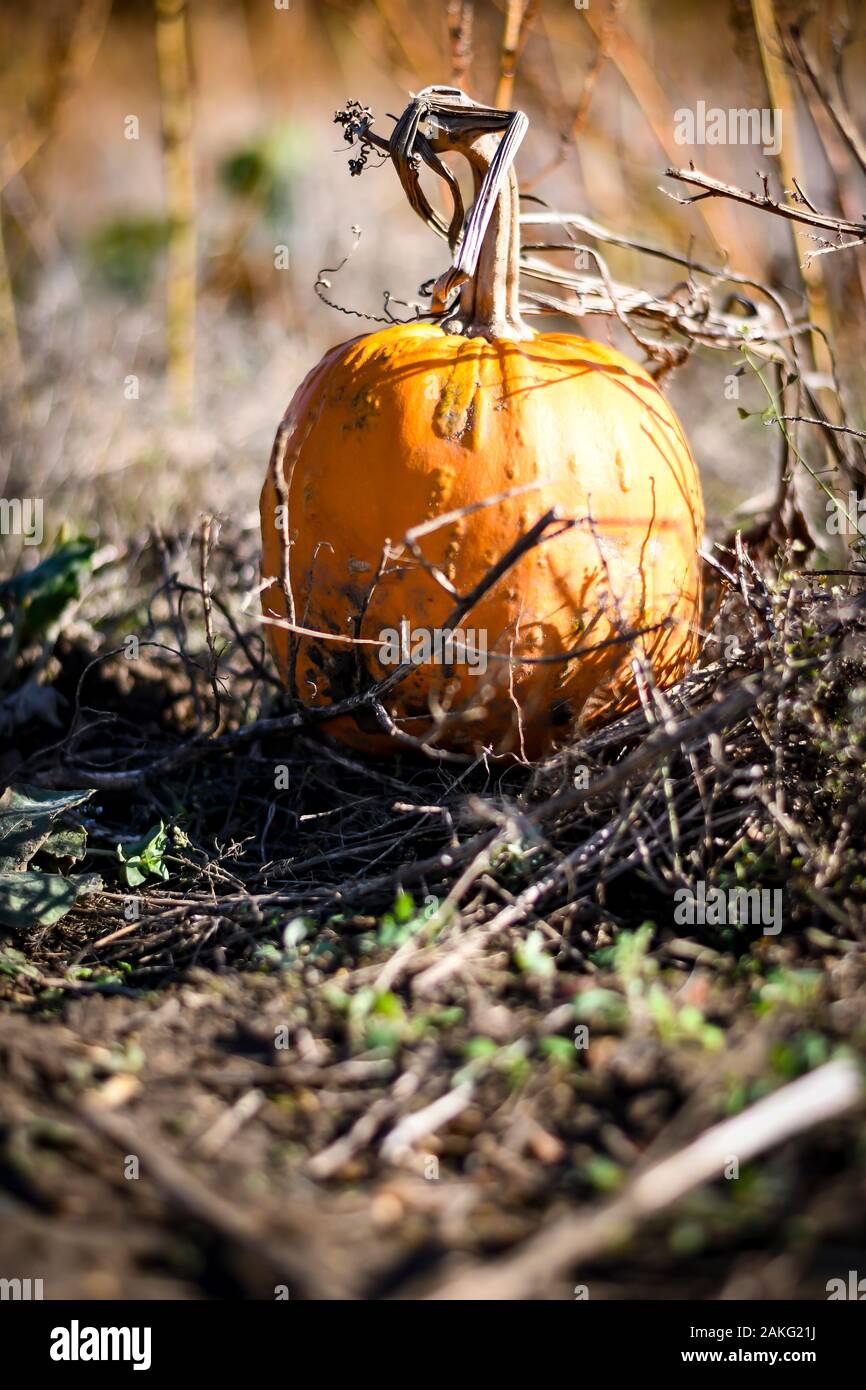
[261,92,703,757]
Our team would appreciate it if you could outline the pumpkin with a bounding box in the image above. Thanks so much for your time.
[261,89,703,757]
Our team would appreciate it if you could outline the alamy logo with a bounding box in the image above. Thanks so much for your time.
[50,1320,152,1371]
[378,619,488,676]
[0,497,43,545]
[674,101,781,157]
[0,1277,43,1299]
[673,882,782,935]
[826,491,866,535]
[827,1271,866,1299]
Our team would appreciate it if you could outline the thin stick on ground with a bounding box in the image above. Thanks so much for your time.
[425,1059,862,1299]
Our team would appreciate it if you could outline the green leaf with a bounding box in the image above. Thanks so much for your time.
[0,786,95,872]
[0,537,97,642]
[574,987,628,1028]
[515,929,555,978]
[116,822,170,887]
[612,922,656,989]
[0,870,101,930]
[539,1036,575,1065]
[462,1037,498,1061]
[348,986,376,1020]
[87,217,171,296]
[582,1155,624,1193]
[393,889,415,924]
[40,825,87,863]
[255,942,282,969]
[216,129,298,224]
[0,945,42,980]
[372,991,404,1019]
[377,892,438,948]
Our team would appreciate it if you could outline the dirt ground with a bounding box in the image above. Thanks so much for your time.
[2,526,866,1301]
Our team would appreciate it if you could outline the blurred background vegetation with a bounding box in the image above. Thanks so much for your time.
[1,0,865,547]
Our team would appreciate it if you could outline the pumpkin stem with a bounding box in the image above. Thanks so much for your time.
[387,88,533,341]
[447,131,529,341]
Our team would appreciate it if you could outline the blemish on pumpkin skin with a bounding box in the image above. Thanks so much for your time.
[443,518,466,582]
[433,349,482,443]
[426,466,455,515]
[614,449,633,492]
[345,387,381,433]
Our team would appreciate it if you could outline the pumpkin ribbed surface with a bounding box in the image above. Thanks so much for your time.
[260,320,703,756]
